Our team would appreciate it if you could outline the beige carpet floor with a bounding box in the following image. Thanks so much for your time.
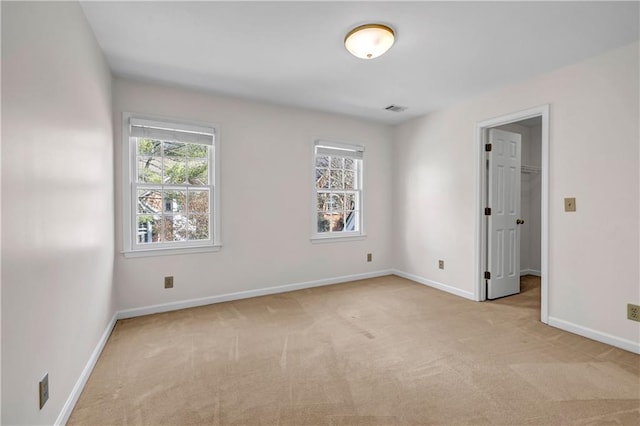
[69,275,640,425]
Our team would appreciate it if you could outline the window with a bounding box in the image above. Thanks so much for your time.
[123,114,220,256]
[313,140,364,240]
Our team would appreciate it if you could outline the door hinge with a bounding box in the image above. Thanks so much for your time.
[484,207,491,216]
[485,143,492,152]
[484,271,491,279]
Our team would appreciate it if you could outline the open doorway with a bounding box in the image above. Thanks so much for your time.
[474,105,549,324]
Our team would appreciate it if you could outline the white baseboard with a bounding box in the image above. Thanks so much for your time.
[520,269,542,277]
[548,316,640,355]
[55,313,117,426]
[117,269,394,320]
[392,270,475,301]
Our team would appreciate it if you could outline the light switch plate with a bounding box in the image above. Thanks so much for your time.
[564,197,576,212]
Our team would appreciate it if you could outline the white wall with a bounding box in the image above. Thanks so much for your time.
[393,42,639,348]
[1,2,114,424]
[113,79,393,311]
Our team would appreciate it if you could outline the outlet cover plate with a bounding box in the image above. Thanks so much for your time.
[164,276,174,289]
[628,303,640,322]
[438,260,444,270]
[367,253,372,262]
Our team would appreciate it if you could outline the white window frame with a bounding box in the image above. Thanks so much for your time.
[122,112,221,257]
[311,139,366,243]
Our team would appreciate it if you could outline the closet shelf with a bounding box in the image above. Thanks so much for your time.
[521,165,541,174]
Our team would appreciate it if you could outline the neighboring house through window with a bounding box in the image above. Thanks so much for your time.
[123,114,220,256]
[313,140,364,240]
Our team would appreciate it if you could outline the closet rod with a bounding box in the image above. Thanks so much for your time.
[521,165,541,174]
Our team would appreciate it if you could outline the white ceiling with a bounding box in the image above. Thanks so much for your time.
[80,1,639,125]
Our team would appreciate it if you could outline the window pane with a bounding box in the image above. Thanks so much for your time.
[344,158,355,170]
[188,214,209,240]
[137,190,162,214]
[163,190,186,213]
[325,193,343,212]
[164,157,187,184]
[188,190,209,213]
[137,157,162,183]
[164,141,187,157]
[188,159,209,185]
[329,213,345,232]
[345,211,358,232]
[316,168,329,189]
[315,155,329,168]
[317,213,330,233]
[330,170,344,189]
[137,139,161,156]
[345,193,358,211]
[137,215,161,243]
[316,193,328,211]
[187,144,208,158]
[331,157,343,169]
[344,170,355,189]
[163,216,187,241]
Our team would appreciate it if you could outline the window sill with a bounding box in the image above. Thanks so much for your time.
[310,234,367,244]
[122,244,222,258]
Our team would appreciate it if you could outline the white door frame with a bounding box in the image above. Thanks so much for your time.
[474,104,550,323]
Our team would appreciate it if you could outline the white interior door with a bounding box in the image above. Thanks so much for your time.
[487,128,522,299]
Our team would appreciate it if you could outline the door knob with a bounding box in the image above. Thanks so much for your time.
[516,219,525,225]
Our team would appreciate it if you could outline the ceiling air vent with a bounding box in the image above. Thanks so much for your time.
[384,104,407,113]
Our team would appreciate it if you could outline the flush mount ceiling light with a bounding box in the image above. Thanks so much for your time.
[344,24,395,59]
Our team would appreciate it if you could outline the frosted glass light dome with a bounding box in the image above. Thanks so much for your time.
[344,24,395,59]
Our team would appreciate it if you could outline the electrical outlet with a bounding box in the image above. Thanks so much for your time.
[438,260,444,270]
[564,197,576,212]
[628,303,640,322]
[366,253,372,262]
[39,373,49,409]
[164,276,174,289]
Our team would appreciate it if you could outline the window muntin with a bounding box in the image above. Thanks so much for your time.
[124,115,218,254]
[314,140,364,238]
